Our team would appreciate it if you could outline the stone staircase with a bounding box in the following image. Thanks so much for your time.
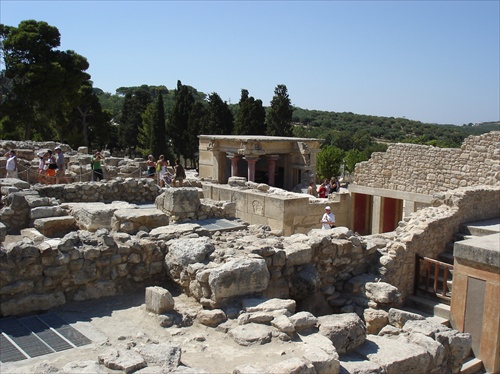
[406,218,500,374]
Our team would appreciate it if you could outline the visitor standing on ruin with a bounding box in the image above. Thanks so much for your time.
[45,150,57,184]
[307,181,317,197]
[320,206,336,229]
[54,146,68,184]
[317,179,328,198]
[173,159,186,187]
[37,151,47,184]
[156,155,170,187]
[5,150,18,178]
[330,177,340,193]
[91,150,104,181]
[146,155,156,178]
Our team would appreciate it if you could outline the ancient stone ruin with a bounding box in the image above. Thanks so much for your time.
[0,133,498,373]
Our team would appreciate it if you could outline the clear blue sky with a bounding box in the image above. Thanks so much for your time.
[1,0,499,125]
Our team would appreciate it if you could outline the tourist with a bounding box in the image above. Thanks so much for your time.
[146,155,156,178]
[320,206,336,229]
[317,179,328,198]
[91,150,104,181]
[156,155,170,187]
[307,181,316,197]
[37,151,47,184]
[54,146,68,184]
[45,150,57,184]
[173,159,186,187]
[5,150,18,178]
[330,177,340,193]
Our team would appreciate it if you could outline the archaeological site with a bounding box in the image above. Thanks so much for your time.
[0,131,499,374]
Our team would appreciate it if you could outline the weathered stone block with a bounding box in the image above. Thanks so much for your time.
[145,286,175,314]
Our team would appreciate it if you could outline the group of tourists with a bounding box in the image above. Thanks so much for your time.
[35,146,68,184]
[146,154,186,188]
[3,146,67,184]
[307,176,341,198]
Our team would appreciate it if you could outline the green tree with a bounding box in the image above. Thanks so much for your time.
[0,20,92,141]
[168,80,194,159]
[137,92,167,159]
[344,149,366,174]
[316,145,345,180]
[266,84,293,137]
[234,89,266,135]
[118,88,152,157]
[203,92,233,135]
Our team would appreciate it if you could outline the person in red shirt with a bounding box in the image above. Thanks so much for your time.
[317,179,328,198]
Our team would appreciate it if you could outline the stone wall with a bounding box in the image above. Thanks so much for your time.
[377,185,500,298]
[33,177,162,203]
[353,131,500,194]
[202,181,350,235]
[0,229,171,316]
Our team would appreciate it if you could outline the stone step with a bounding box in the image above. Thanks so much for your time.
[460,217,500,237]
[398,305,450,327]
[460,356,484,374]
[406,295,451,320]
[33,215,78,238]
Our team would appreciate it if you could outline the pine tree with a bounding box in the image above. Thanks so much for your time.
[168,80,194,159]
[234,89,266,135]
[266,84,293,137]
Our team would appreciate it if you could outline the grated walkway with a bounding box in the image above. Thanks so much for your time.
[0,312,91,363]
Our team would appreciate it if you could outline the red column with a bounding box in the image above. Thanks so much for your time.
[245,156,258,182]
[267,155,279,186]
[227,153,240,177]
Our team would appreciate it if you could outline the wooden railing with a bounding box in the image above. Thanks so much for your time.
[414,255,453,302]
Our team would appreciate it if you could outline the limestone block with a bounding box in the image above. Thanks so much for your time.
[267,357,316,374]
[284,242,313,266]
[159,188,200,215]
[197,309,227,327]
[354,335,431,374]
[208,258,270,302]
[289,311,318,331]
[229,323,273,346]
[264,195,285,221]
[98,348,147,373]
[68,202,126,231]
[302,344,340,374]
[388,308,425,329]
[135,343,182,371]
[20,228,46,244]
[112,208,168,234]
[318,313,366,353]
[434,330,472,373]
[0,291,65,316]
[33,215,77,238]
[339,353,384,374]
[365,282,401,305]
[364,308,389,335]
[30,206,65,219]
[271,315,295,334]
[242,298,296,314]
[145,286,175,314]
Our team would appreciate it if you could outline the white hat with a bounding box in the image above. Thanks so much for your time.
[54,146,61,150]
[325,206,331,210]
[37,151,45,157]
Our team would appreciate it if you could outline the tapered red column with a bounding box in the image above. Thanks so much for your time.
[244,156,259,182]
[267,155,280,186]
[226,153,240,177]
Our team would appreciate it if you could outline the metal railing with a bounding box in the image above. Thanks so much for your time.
[414,255,453,302]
